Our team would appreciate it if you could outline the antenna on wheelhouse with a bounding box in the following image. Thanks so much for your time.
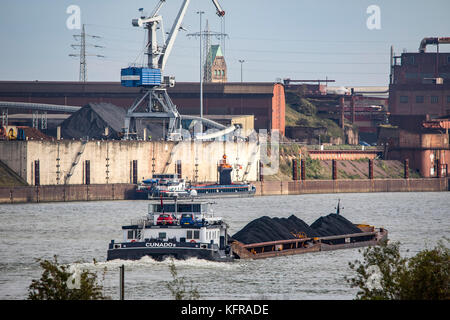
[335,199,344,215]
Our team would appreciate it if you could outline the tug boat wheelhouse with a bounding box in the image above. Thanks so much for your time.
[107,199,233,262]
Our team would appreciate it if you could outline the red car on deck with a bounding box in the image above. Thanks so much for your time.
[157,213,177,225]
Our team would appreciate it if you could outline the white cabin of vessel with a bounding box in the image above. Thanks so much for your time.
[122,200,226,246]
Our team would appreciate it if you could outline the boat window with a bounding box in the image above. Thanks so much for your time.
[155,204,175,212]
[194,231,200,239]
[178,204,192,212]
[186,230,193,239]
[127,230,141,239]
[158,232,166,239]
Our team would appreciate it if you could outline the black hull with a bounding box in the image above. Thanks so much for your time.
[107,242,233,262]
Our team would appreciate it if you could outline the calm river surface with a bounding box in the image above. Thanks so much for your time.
[0,192,448,300]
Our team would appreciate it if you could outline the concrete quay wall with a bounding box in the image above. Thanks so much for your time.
[0,183,136,203]
[254,178,448,196]
[0,140,260,185]
[0,178,447,204]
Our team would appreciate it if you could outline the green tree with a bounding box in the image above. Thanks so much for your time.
[28,255,108,300]
[166,258,200,300]
[347,239,449,300]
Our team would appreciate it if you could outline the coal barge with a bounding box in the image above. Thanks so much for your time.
[107,199,387,262]
[229,201,388,260]
[231,226,388,260]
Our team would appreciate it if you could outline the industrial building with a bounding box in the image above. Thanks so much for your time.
[380,37,450,177]
[0,81,285,136]
[390,37,450,117]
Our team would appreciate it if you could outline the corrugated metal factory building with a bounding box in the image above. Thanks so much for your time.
[0,81,285,135]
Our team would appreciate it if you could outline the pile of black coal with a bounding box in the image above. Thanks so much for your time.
[272,215,319,237]
[231,215,319,244]
[309,213,362,237]
[231,213,363,245]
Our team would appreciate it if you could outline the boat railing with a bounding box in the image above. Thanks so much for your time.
[130,217,152,227]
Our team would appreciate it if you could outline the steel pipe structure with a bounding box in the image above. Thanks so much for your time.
[0,101,81,113]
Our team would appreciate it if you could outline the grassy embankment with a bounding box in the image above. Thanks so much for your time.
[263,93,421,181]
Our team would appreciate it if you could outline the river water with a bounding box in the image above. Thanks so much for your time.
[0,192,448,300]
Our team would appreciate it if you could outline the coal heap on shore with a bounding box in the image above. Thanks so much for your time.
[231,214,362,244]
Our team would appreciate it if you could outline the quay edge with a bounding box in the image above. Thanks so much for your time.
[0,178,448,204]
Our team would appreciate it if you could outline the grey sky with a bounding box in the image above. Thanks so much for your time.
[0,0,449,86]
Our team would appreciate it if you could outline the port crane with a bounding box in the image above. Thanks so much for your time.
[122,0,225,140]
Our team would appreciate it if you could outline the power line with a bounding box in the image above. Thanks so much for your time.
[229,35,419,44]
[69,24,105,82]
[187,18,228,83]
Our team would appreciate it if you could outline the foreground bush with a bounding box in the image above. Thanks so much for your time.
[28,255,108,300]
[347,239,449,300]
[166,258,200,300]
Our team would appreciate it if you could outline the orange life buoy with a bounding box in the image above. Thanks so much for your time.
[190,240,196,243]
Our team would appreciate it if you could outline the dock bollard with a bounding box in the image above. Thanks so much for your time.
[404,159,409,179]
[292,159,298,180]
[332,160,337,180]
[259,161,264,182]
[301,159,306,180]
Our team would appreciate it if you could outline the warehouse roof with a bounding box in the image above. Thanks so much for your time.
[0,81,279,96]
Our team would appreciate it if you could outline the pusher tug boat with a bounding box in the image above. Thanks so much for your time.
[107,198,234,262]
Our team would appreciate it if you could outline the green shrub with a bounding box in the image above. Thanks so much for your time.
[28,255,108,300]
[347,239,449,300]
[166,258,200,300]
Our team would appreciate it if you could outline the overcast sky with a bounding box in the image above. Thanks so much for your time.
[1,0,449,86]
